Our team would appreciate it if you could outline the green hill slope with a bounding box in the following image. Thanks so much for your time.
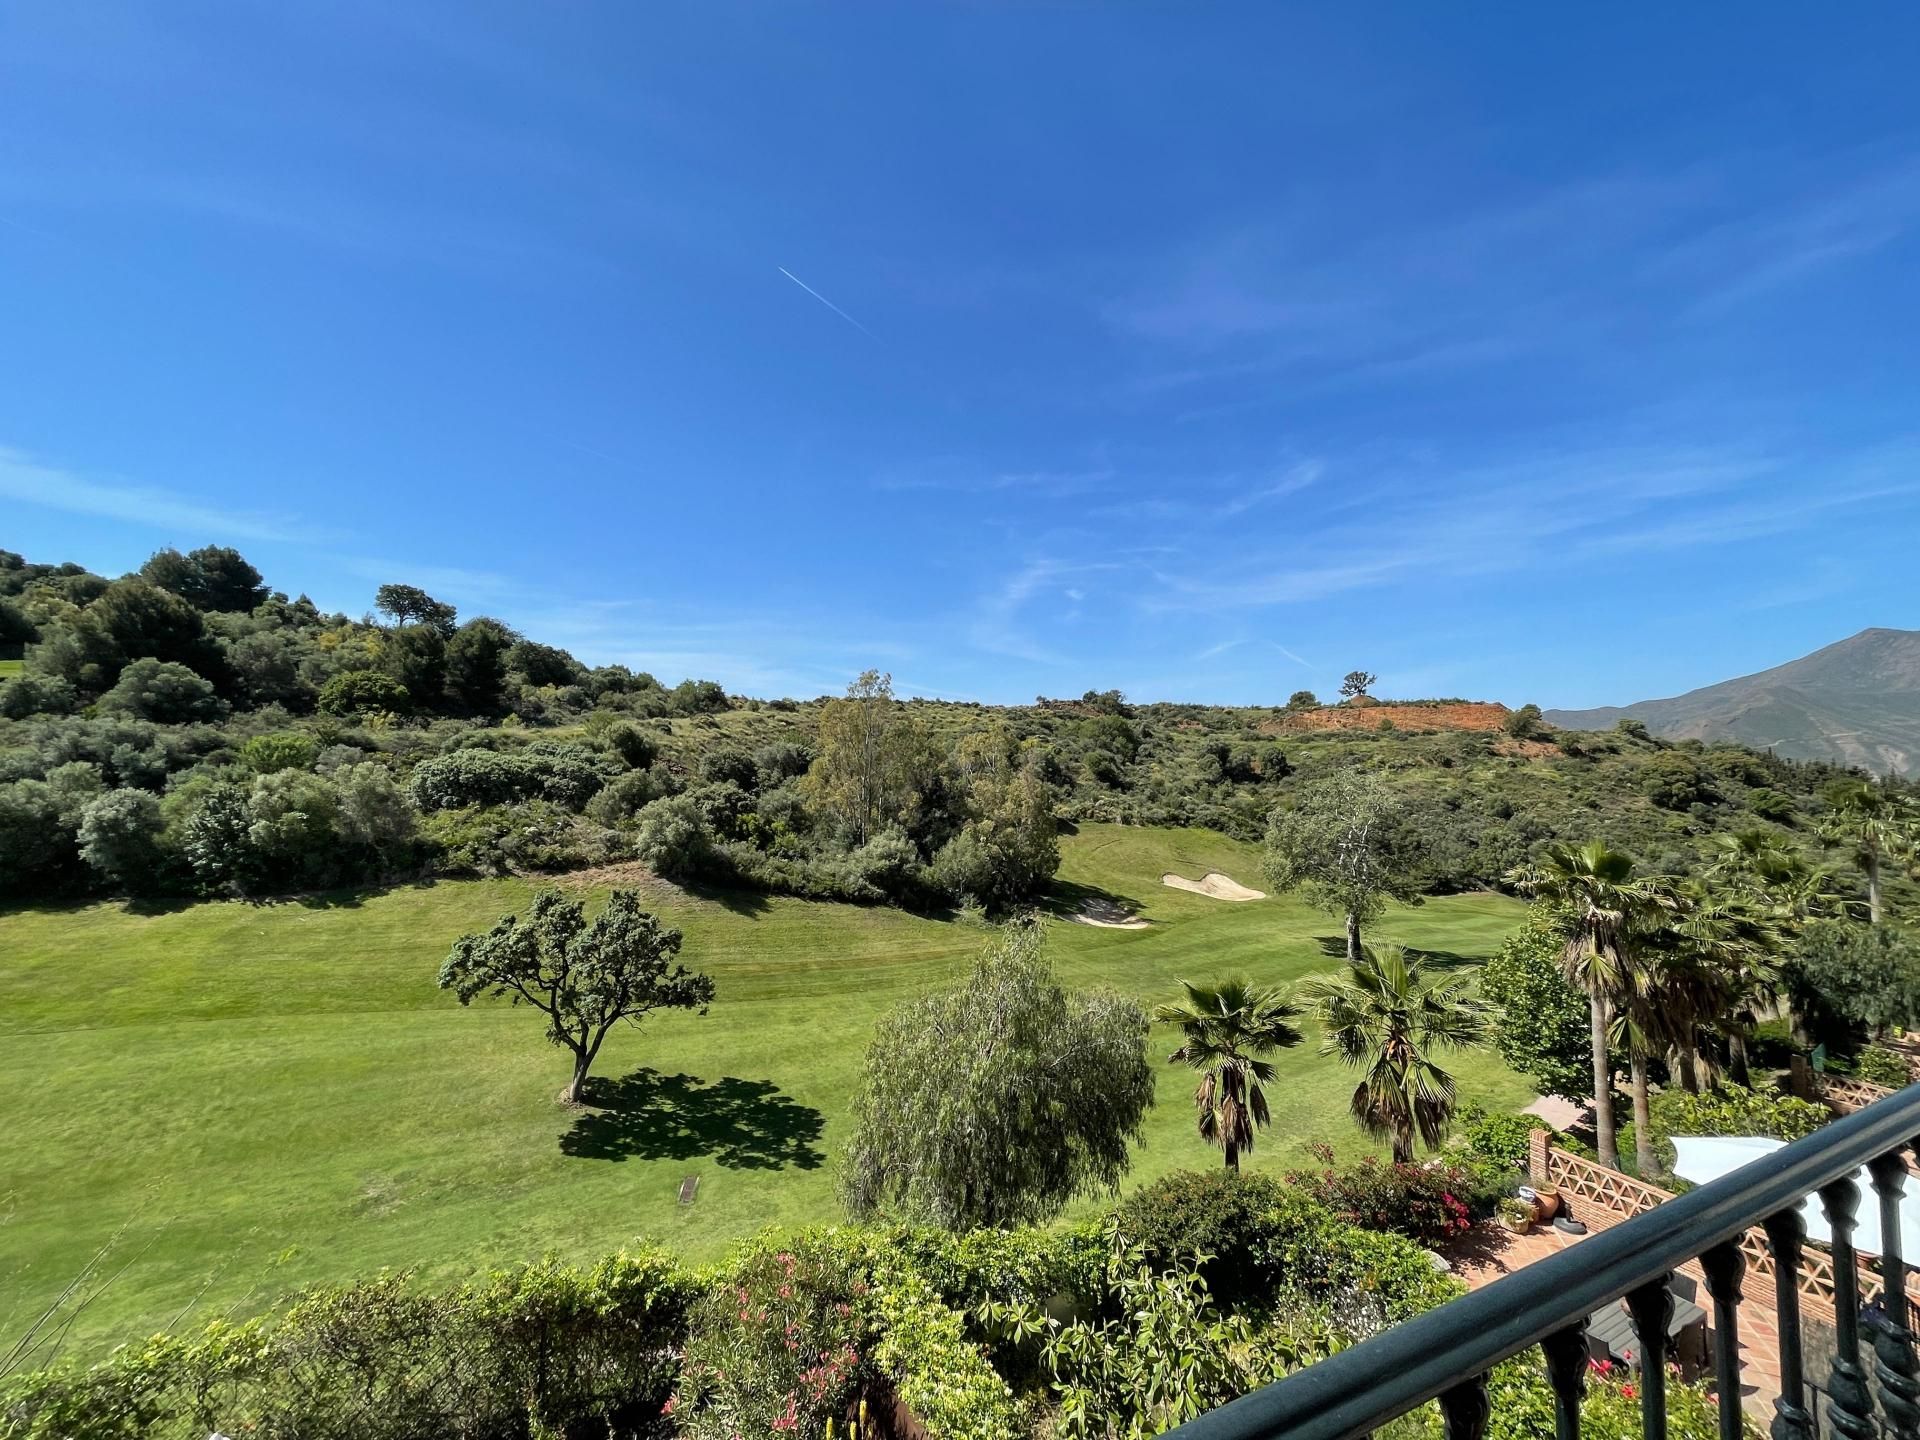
[0,824,1531,1360]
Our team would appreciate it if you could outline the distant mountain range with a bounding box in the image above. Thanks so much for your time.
[1543,628,1920,776]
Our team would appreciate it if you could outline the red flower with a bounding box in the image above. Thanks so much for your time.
[1622,1384,1637,1400]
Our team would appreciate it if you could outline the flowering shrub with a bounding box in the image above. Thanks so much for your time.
[1286,1147,1475,1247]
[674,1237,870,1440]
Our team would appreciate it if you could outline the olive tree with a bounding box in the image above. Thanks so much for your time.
[1263,769,1427,962]
[438,889,714,1103]
[841,918,1154,1228]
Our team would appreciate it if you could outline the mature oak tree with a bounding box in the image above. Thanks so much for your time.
[438,889,713,1103]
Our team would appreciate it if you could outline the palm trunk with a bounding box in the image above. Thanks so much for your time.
[1868,852,1884,926]
[1393,1121,1414,1166]
[1630,1053,1656,1177]
[1678,1039,1700,1095]
[1224,1139,1240,1173]
[1345,911,1362,965]
[1730,1029,1752,1089]
[1590,993,1619,1170]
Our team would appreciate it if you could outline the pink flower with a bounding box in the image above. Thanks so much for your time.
[662,1396,678,1417]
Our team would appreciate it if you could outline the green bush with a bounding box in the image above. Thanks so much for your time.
[317,668,410,716]
[1617,1084,1829,1176]
[1454,1104,1547,1174]
[1257,1191,1465,1323]
[240,731,320,774]
[1854,1043,1912,1089]
[0,1250,695,1440]
[869,1272,1025,1440]
[1112,1170,1292,1306]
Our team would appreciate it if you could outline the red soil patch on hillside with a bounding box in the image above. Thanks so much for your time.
[1261,701,1511,735]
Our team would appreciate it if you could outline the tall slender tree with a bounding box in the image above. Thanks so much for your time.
[1298,945,1487,1164]
[1818,778,1916,927]
[1508,840,1667,1171]
[1155,978,1305,1171]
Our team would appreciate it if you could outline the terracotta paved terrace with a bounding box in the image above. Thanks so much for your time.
[1446,1221,1791,1411]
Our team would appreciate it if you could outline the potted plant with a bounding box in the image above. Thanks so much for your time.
[1533,1184,1561,1221]
[1498,1197,1535,1235]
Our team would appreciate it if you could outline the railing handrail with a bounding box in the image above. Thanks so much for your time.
[1166,1083,1920,1440]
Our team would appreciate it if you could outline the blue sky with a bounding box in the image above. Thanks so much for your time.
[4,4,1919,707]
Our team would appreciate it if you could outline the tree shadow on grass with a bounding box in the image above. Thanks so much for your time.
[1312,936,1480,970]
[560,1068,825,1170]
[680,879,773,917]
[1043,879,1150,923]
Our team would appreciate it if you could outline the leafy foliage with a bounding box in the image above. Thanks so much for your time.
[1786,919,1920,1036]
[674,1237,869,1440]
[1480,905,1601,1100]
[842,919,1154,1228]
[1853,1043,1912,1088]
[438,889,714,1102]
[1284,1147,1475,1248]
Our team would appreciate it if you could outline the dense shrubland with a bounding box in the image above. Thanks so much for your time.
[3,544,1898,917]
[0,549,1058,911]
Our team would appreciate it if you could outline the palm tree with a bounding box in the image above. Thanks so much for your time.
[1818,778,1916,927]
[1298,945,1488,1164]
[1507,840,1667,1171]
[1673,874,1786,1088]
[1156,978,1305,1171]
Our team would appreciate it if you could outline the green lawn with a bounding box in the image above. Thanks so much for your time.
[0,824,1532,1357]
[0,658,22,679]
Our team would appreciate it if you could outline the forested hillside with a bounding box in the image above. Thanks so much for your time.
[0,545,1898,913]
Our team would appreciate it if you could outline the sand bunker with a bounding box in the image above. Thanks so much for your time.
[1071,897,1152,929]
[1161,871,1266,902]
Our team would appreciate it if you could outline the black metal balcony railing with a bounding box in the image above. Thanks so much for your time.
[1166,1083,1920,1440]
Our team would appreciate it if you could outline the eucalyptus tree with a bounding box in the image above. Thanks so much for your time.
[1298,945,1487,1164]
[1508,840,1670,1171]
[1156,977,1305,1171]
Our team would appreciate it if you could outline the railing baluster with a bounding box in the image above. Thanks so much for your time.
[1764,1208,1817,1440]
[1543,1324,1589,1440]
[1820,1177,1880,1440]
[1438,1371,1491,1440]
[1700,1243,1746,1440]
[1870,1150,1920,1440]
[1626,1279,1674,1440]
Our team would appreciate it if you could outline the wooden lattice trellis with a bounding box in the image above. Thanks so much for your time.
[1534,1139,1877,1324]
[1818,1072,1896,1116]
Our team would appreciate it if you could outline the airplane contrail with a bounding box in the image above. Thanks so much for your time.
[778,266,879,340]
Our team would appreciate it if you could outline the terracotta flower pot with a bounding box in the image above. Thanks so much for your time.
[1534,1186,1561,1221]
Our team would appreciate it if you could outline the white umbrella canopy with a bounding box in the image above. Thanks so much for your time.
[1671,1135,1920,1260]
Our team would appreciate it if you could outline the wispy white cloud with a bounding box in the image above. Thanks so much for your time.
[0,444,306,542]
